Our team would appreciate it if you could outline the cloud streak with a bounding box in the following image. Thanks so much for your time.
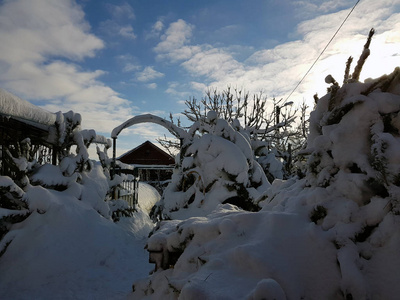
[136,66,165,82]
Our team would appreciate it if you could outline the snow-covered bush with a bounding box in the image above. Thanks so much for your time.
[130,204,341,299]
[131,39,400,298]
[262,67,400,299]
[152,111,271,220]
[0,110,115,257]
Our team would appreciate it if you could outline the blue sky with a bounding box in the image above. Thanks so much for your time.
[0,0,399,157]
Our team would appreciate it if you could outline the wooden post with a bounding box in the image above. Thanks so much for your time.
[52,147,57,165]
[112,137,116,180]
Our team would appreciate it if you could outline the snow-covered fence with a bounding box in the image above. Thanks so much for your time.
[118,178,139,208]
[34,145,54,165]
[112,167,140,209]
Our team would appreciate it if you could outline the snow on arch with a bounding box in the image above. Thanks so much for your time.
[111,113,189,140]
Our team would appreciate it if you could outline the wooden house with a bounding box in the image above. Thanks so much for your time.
[118,140,175,184]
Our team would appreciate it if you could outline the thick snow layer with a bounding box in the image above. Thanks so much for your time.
[0,191,153,299]
[188,134,250,186]
[138,182,161,214]
[0,170,158,299]
[156,113,271,220]
[0,88,57,126]
[130,205,341,299]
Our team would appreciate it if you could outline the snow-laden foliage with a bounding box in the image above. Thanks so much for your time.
[0,110,115,256]
[0,183,156,299]
[152,111,271,220]
[130,67,400,299]
[131,205,341,299]
[159,88,308,181]
[264,67,400,299]
[0,100,159,298]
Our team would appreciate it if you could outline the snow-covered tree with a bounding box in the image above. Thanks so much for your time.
[266,30,400,299]
[152,110,271,220]
[158,87,309,180]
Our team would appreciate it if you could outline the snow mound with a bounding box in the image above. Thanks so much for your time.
[130,205,340,299]
[138,182,161,214]
[0,185,154,299]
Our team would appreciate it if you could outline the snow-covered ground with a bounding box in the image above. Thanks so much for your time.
[0,182,157,300]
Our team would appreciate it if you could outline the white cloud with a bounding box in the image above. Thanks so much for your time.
[136,66,164,82]
[116,54,141,72]
[293,0,354,16]
[105,2,135,20]
[190,82,207,93]
[153,20,164,32]
[99,20,137,40]
[165,82,193,100]
[145,20,165,40]
[156,0,400,109]
[182,47,244,79]
[118,25,137,39]
[146,83,158,89]
[100,3,137,40]
[0,0,135,136]
[154,19,199,62]
[0,0,103,63]
[123,63,141,72]
[156,19,193,49]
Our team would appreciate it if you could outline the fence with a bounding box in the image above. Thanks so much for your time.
[113,167,140,209]
[117,178,139,208]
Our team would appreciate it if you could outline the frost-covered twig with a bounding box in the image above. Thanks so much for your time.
[343,56,353,84]
[351,28,375,82]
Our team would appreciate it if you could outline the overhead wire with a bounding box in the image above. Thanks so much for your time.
[284,0,361,103]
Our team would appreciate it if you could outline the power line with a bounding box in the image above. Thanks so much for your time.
[284,0,361,103]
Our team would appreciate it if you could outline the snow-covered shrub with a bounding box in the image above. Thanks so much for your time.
[130,204,341,299]
[0,137,37,256]
[108,199,135,222]
[131,38,400,298]
[152,111,271,220]
[0,109,116,257]
[264,66,400,299]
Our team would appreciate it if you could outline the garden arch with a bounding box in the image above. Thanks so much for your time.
[111,114,188,177]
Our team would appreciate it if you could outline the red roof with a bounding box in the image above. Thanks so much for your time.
[118,140,175,165]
